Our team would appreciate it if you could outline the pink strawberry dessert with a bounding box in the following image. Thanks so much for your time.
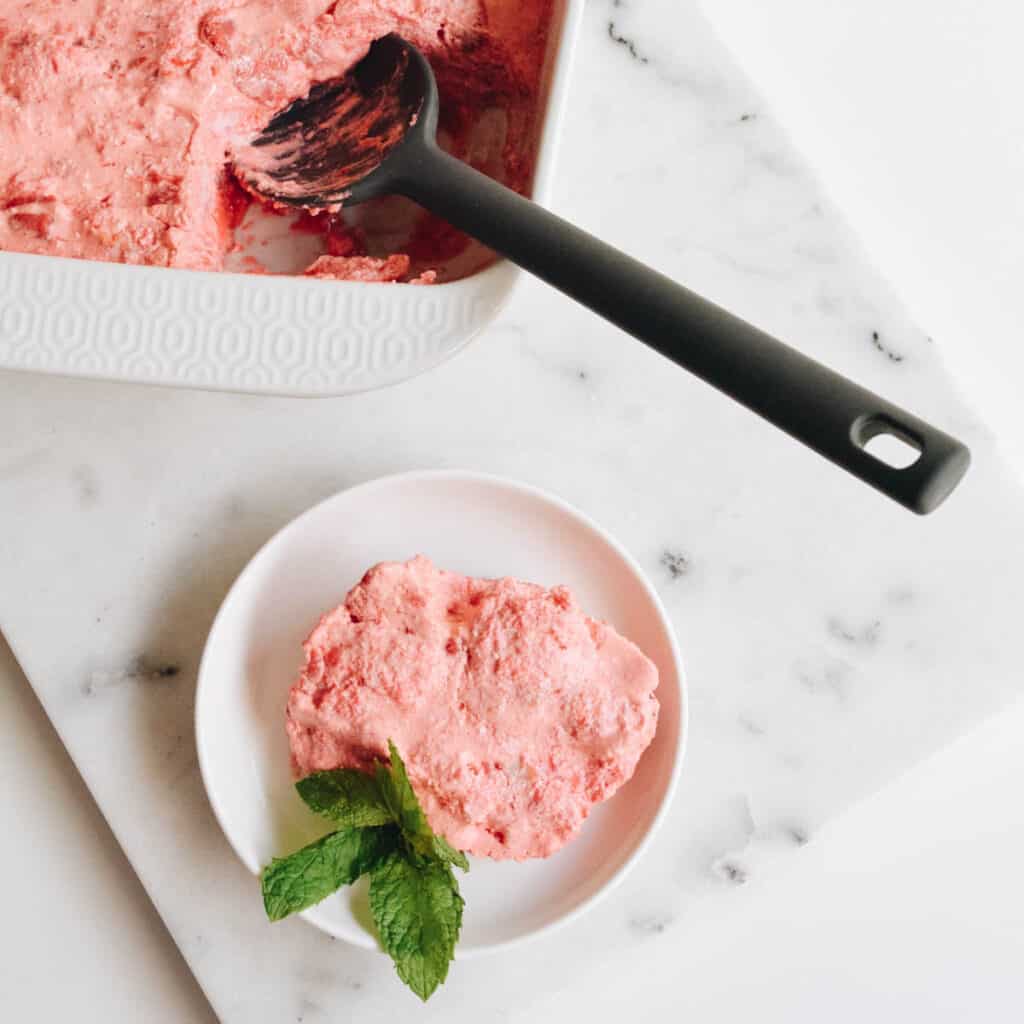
[286,556,660,861]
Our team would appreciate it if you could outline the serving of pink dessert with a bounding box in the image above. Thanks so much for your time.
[286,556,660,861]
[0,0,553,281]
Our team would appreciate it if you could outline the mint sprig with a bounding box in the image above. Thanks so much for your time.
[369,851,464,1001]
[262,825,397,921]
[260,742,468,1001]
[295,768,393,828]
[375,739,470,872]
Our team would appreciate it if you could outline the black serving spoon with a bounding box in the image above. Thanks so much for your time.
[234,34,969,515]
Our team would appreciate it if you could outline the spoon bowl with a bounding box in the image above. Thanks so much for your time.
[235,35,435,208]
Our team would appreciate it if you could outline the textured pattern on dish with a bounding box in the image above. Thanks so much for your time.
[0,0,579,395]
[0,253,517,395]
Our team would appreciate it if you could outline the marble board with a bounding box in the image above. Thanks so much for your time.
[1,1,1022,1020]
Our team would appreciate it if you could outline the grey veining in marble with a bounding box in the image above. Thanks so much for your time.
[2,1,1023,1021]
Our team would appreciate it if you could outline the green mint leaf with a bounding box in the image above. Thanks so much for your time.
[374,740,430,846]
[376,740,469,872]
[368,851,464,1001]
[431,835,470,872]
[261,825,397,922]
[296,769,392,828]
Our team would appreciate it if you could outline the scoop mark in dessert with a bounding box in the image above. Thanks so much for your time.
[0,3,551,281]
[827,616,882,647]
[607,21,649,64]
[660,550,690,580]
[871,330,905,363]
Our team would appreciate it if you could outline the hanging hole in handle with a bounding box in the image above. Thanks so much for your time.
[851,415,923,470]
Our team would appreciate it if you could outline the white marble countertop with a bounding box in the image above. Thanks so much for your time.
[2,0,1024,1019]
[5,632,1024,1022]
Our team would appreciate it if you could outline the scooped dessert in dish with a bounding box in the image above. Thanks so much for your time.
[0,0,554,281]
[286,555,660,861]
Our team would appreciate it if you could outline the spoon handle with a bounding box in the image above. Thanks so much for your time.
[393,143,969,515]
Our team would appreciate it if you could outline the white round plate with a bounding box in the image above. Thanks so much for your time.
[196,470,686,955]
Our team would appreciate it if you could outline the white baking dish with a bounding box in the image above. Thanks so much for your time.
[0,0,583,396]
